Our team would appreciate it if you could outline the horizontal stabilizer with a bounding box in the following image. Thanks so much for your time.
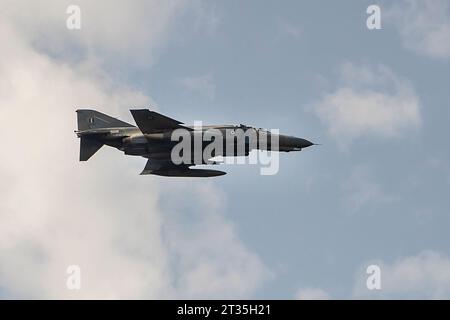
[80,137,103,161]
[130,109,192,134]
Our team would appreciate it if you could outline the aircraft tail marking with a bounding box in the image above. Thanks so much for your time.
[76,109,134,131]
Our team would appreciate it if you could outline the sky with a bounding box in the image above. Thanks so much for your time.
[0,0,450,299]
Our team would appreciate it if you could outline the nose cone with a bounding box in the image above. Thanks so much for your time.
[293,137,314,149]
[278,135,314,151]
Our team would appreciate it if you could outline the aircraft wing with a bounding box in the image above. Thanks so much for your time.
[140,159,226,177]
[130,109,192,134]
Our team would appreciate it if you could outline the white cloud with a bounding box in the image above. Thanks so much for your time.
[0,4,268,299]
[353,251,450,299]
[178,74,216,100]
[313,62,421,145]
[294,288,330,300]
[161,182,271,298]
[385,0,450,59]
[2,0,209,65]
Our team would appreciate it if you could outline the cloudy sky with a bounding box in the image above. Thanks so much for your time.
[1,0,450,299]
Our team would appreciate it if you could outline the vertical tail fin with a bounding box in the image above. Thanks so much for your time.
[80,136,103,161]
[76,109,134,131]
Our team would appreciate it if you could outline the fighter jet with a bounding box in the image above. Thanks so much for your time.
[75,109,314,177]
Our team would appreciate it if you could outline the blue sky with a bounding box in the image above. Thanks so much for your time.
[155,0,450,298]
[1,0,450,299]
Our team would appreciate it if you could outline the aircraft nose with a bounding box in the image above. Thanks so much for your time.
[293,137,314,148]
[277,135,316,151]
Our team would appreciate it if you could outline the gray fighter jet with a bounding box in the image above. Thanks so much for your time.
[75,109,314,177]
